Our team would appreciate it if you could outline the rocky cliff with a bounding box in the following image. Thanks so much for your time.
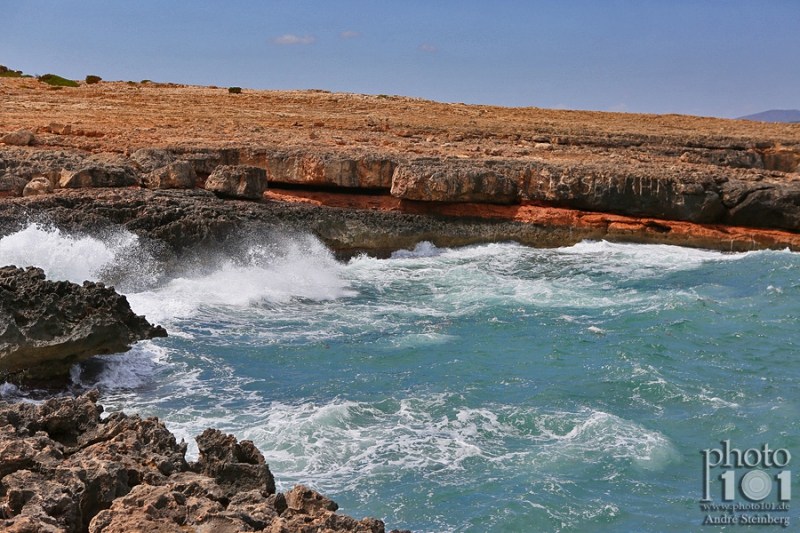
[2,141,799,235]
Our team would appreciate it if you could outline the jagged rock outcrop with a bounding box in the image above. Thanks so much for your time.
[0,393,404,533]
[762,147,800,173]
[195,428,276,499]
[390,154,800,229]
[179,148,397,189]
[0,266,167,380]
[260,152,396,189]
[206,164,268,199]
[0,148,140,194]
[170,145,800,232]
[130,149,196,189]
[0,148,89,184]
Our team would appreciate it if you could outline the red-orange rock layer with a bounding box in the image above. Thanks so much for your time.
[265,189,800,251]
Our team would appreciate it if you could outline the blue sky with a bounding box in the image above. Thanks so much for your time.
[1,1,798,118]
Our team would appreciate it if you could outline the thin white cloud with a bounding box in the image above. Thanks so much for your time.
[270,34,316,45]
[609,103,629,113]
[419,44,437,53]
[339,31,361,39]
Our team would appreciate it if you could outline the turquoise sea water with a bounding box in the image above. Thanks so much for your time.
[2,224,799,532]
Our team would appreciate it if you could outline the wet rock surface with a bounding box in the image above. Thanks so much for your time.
[0,266,166,381]
[0,393,405,533]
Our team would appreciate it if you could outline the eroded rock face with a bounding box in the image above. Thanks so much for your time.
[391,159,519,204]
[0,393,399,533]
[183,148,397,189]
[206,164,268,199]
[2,142,800,232]
[519,159,728,223]
[0,148,90,184]
[273,153,396,189]
[0,266,167,380]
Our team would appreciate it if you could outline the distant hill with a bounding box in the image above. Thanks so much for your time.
[737,109,800,123]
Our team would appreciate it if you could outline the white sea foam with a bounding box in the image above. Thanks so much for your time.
[0,224,132,283]
[531,409,676,470]
[0,381,29,401]
[390,241,443,259]
[346,240,722,316]
[127,234,354,324]
[557,239,747,280]
[0,224,356,325]
[129,393,675,494]
[70,342,167,392]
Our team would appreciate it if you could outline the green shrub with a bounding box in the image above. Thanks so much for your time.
[228,87,242,94]
[85,75,102,84]
[126,81,138,86]
[39,74,79,87]
[140,79,152,84]
[0,65,23,78]
[377,94,388,99]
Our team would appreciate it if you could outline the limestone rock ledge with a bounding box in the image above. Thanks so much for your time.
[2,143,800,233]
[0,392,407,533]
[0,266,167,381]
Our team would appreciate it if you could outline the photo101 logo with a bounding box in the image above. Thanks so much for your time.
[700,440,792,527]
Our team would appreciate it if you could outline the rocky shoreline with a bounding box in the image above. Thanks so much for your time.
[1,139,800,238]
[0,392,404,533]
[0,264,405,532]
